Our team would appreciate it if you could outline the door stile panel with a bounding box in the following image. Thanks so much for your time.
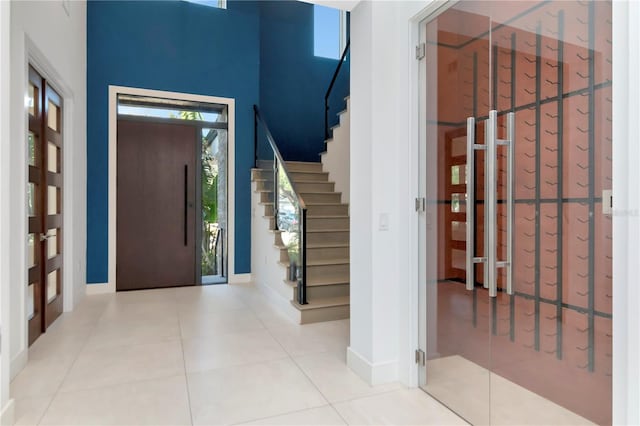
[43,81,64,327]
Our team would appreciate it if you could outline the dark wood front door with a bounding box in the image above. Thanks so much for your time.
[116,120,197,291]
[27,66,64,346]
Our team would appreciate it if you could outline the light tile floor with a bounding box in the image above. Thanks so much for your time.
[11,283,467,426]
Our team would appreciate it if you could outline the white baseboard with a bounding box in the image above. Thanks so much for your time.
[228,273,251,284]
[10,349,28,381]
[86,282,115,295]
[1,399,14,426]
[254,281,300,324]
[347,346,398,386]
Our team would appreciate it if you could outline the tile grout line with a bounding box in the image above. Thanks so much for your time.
[178,338,196,426]
[34,297,115,425]
[243,292,409,423]
[228,404,339,426]
[175,293,195,426]
[242,291,339,421]
[328,402,350,426]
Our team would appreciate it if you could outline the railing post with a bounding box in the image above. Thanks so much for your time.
[273,158,279,231]
[253,107,258,168]
[298,208,308,305]
[324,101,329,143]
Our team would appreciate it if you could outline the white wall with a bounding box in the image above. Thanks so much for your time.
[348,0,429,385]
[9,0,87,378]
[612,2,640,424]
[0,1,15,423]
[349,1,639,422]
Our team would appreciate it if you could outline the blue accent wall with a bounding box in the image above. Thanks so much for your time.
[86,0,349,283]
[259,1,349,162]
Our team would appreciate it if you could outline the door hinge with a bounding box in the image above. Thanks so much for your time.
[415,349,426,366]
[416,43,425,60]
[603,189,612,215]
[415,197,426,212]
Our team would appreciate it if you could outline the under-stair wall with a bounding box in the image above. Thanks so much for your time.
[250,178,300,321]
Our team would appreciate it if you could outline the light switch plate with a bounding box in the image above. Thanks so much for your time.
[379,213,389,231]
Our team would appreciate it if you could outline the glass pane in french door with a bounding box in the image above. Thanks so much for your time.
[421,3,492,425]
[489,1,612,424]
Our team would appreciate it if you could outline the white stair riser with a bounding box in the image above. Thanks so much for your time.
[300,192,342,204]
[273,232,284,247]
[293,283,349,300]
[282,246,348,263]
[285,162,323,172]
[251,169,272,181]
[307,231,349,245]
[299,304,349,324]
[284,263,349,281]
[254,180,274,192]
[307,263,350,281]
[307,217,349,230]
[260,192,274,203]
[295,182,335,192]
[307,246,349,261]
[290,171,329,182]
[306,204,348,216]
[254,168,328,183]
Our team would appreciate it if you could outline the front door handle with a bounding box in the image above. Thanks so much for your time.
[184,164,188,247]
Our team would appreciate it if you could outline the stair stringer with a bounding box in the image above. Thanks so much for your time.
[321,97,350,205]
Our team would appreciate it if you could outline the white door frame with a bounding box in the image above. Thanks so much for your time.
[90,85,238,294]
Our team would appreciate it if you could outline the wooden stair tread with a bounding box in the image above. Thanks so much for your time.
[307,242,349,248]
[307,258,349,266]
[299,191,342,195]
[284,276,349,287]
[280,258,348,267]
[290,179,335,184]
[285,161,322,165]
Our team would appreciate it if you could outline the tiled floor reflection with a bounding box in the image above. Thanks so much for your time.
[12,283,465,426]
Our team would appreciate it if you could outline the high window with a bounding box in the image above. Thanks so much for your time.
[313,5,347,59]
[183,0,226,9]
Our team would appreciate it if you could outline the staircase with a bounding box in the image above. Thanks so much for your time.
[251,161,350,324]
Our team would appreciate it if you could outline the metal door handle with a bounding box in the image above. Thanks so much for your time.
[466,117,487,291]
[40,232,54,242]
[504,112,514,295]
[184,164,188,247]
[488,110,515,297]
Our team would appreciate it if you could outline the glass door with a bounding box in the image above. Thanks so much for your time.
[488,2,612,424]
[419,3,492,425]
[419,1,612,425]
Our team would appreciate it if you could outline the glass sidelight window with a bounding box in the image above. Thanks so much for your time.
[418,1,612,425]
[200,124,228,284]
